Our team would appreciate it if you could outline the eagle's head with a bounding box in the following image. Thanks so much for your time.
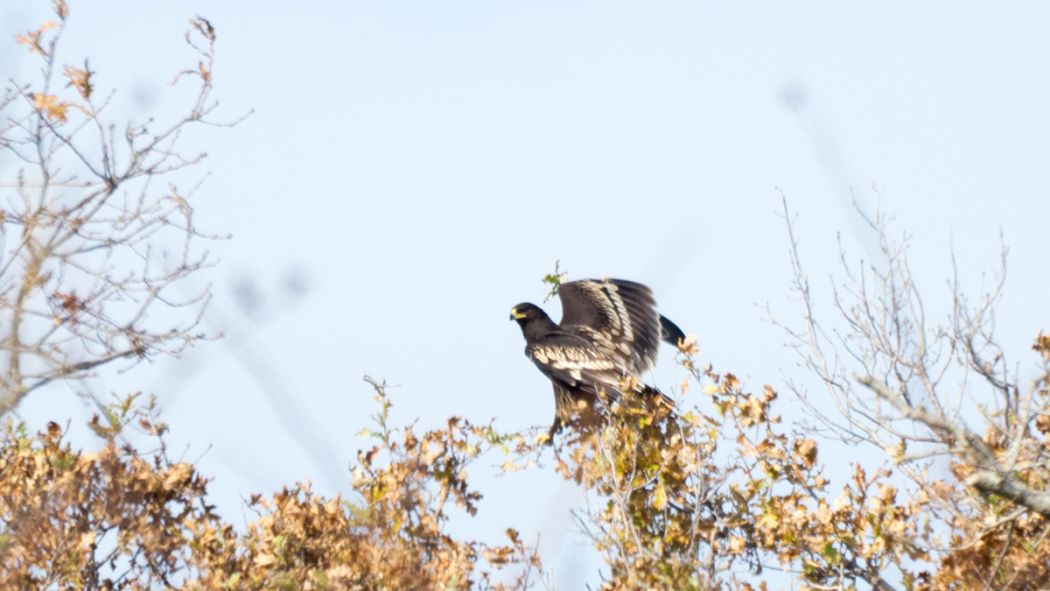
[510,302,557,342]
[509,302,543,324]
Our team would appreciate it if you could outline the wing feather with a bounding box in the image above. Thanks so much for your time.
[526,341,624,397]
[558,278,662,373]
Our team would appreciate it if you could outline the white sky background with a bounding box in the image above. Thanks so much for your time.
[5,1,1050,587]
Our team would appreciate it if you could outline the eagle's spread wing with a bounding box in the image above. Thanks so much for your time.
[558,279,662,374]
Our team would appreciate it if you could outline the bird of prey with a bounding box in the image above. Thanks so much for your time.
[510,278,686,438]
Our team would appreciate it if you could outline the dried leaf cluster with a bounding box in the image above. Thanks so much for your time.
[0,385,541,590]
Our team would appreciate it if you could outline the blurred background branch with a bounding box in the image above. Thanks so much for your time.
[0,7,231,414]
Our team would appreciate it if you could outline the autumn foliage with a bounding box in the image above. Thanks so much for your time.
[0,388,540,590]
[5,341,1049,589]
[4,3,1050,590]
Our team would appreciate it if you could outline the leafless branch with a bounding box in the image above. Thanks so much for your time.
[0,9,234,414]
[776,189,1050,576]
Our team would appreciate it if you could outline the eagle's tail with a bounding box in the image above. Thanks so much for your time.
[659,314,686,348]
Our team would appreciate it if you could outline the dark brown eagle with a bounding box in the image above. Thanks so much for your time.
[510,278,686,438]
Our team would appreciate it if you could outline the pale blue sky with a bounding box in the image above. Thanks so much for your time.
[5,1,1050,586]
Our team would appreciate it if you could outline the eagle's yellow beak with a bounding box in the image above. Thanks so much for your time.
[510,307,526,320]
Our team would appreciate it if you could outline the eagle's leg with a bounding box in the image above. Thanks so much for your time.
[546,416,563,445]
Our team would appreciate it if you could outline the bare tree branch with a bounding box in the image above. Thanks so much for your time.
[0,7,235,414]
